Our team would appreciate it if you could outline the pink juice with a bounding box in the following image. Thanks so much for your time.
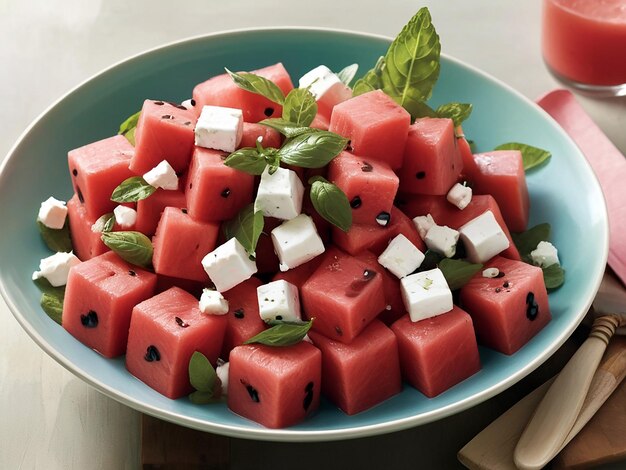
[542,0,626,86]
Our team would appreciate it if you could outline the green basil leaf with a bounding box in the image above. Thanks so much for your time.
[188,351,218,393]
[353,56,385,96]
[417,250,444,272]
[438,258,483,290]
[436,102,473,127]
[101,231,153,267]
[380,7,441,119]
[511,223,551,259]
[189,390,221,404]
[259,118,319,139]
[543,263,565,290]
[34,277,65,325]
[92,213,115,233]
[244,319,313,346]
[110,176,156,203]
[222,204,264,256]
[118,111,141,146]
[224,148,268,175]
[494,142,552,171]
[308,176,352,232]
[37,219,72,253]
[225,68,285,105]
[278,130,348,168]
[337,63,359,86]
[283,88,318,127]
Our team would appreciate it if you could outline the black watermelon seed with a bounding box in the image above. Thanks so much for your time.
[154,101,164,105]
[190,99,196,106]
[264,107,274,117]
[80,310,98,328]
[503,281,510,288]
[175,316,189,328]
[242,382,260,402]
[189,183,193,189]
[346,140,353,151]
[361,162,373,172]
[72,168,78,176]
[221,188,231,198]
[144,345,160,362]
[335,326,343,336]
[175,104,187,110]
[526,292,539,321]
[303,388,314,411]
[183,121,192,126]
[363,269,376,280]
[346,270,377,297]
[128,270,136,276]
[496,271,506,278]
[416,171,426,179]
[495,287,502,293]
[376,212,391,227]
[350,196,362,209]
[234,308,244,319]
[275,315,283,320]
[305,381,314,392]
[181,208,188,214]
[76,186,85,204]
[161,114,172,119]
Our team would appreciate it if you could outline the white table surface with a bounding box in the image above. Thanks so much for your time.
[2,1,625,468]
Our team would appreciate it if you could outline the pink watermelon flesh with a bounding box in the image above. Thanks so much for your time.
[130,100,197,174]
[152,207,219,282]
[192,63,294,123]
[459,256,551,355]
[239,123,282,149]
[391,306,481,398]
[329,90,410,169]
[310,112,330,131]
[328,151,399,226]
[67,194,109,261]
[68,134,135,219]
[155,274,205,299]
[272,255,324,290]
[135,188,187,237]
[227,342,322,428]
[62,251,157,358]
[301,247,386,344]
[185,147,254,222]
[126,287,227,399]
[398,118,463,195]
[457,129,480,182]
[309,319,402,415]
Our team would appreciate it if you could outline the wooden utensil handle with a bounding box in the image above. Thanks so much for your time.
[514,315,621,470]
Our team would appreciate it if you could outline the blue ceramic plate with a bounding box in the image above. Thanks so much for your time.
[0,28,608,441]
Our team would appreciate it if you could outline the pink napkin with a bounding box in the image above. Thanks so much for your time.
[536,90,626,286]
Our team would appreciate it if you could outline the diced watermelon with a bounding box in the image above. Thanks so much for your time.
[185,147,254,222]
[192,63,294,123]
[126,287,227,399]
[310,112,330,131]
[155,274,205,299]
[227,342,321,428]
[62,251,157,358]
[456,129,479,182]
[239,123,282,149]
[459,256,550,355]
[66,194,109,261]
[301,248,385,343]
[391,306,480,397]
[130,100,197,174]
[152,207,219,282]
[272,255,323,290]
[328,151,399,226]
[398,118,463,195]
[329,90,410,169]
[68,135,135,218]
[135,188,187,237]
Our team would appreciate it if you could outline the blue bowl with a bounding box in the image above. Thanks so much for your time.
[0,28,608,441]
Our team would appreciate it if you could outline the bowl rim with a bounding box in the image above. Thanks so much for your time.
[0,26,609,442]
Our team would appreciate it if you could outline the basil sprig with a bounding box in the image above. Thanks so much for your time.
[337,63,359,86]
[436,102,473,127]
[92,213,116,233]
[543,264,565,290]
[223,148,272,175]
[512,223,565,289]
[188,351,221,404]
[353,56,385,96]
[222,204,264,257]
[258,118,317,139]
[283,88,318,127]
[225,68,285,105]
[37,219,72,253]
[308,176,352,232]
[278,131,348,168]
[33,277,65,325]
[244,319,313,347]
[118,110,141,146]
[494,142,552,171]
[438,258,483,290]
[111,176,156,203]
[101,231,153,267]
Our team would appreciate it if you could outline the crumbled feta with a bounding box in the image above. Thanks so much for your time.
[459,210,510,263]
[143,160,179,190]
[271,214,325,272]
[530,241,560,268]
[32,252,80,287]
[113,205,137,228]
[298,65,352,110]
[194,105,243,152]
[400,268,453,322]
[255,166,305,220]
[37,197,68,230]
[215,360,229,395]
[199,288,229,315]
[482,267,500,278]
[413,213,436,240]
[201,238,257,292]
[424,225,459,258]
[378,234,425,279]
[446,183,472,210]
[257,280,302,322]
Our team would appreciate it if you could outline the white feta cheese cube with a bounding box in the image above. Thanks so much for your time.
[37,197,68,230]
[424,225,459,258]
[446,183,472,210]
[216,361,229,395]
[194,105,243,152]
[199,288,229,315]
[459,210,510,263]
[413,214,436,240]
[201,238,257,292]
[257,280,302,322]
[482,267,500,278]
[298,65,352,110]
[400,268,453,322]
[255,167,305,220]
[378,234,425,279]
[113,205,137,228]
[271,214,325,272]
[142,160,179,190]
[530,241,560,268]
[32,251,80,287]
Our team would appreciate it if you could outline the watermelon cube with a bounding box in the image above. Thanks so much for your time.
[130,100,197,174]
[301,248,386,343]
[328,151,399,226]
[391,306,481,397]
[459,256,551,355]
[310,112,330,131]
[185,147,254,222]
[155,274,205,299]
[309,320,402,415]
[228,342,321,428]
[135,188,187,237]
[329,90,410,169]
[126,287,227,399]
[272,255,323,290]
[398,118,464,195]
[152,207,219,282]
[62,251,157,358]
[192,63,294,123]
[239,122,282,149]
[68,134,135,218]
[66,194,109,261]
